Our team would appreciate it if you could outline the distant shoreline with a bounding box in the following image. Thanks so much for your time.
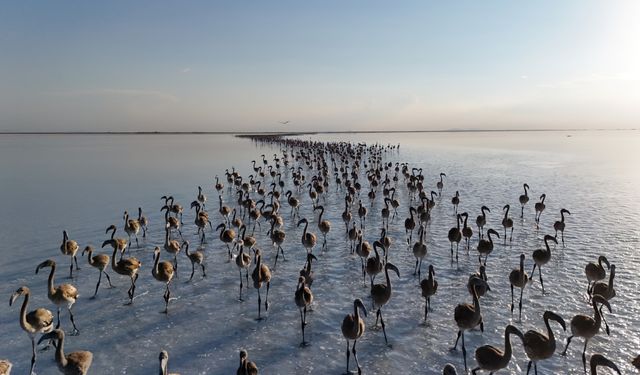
[0,128,636,136]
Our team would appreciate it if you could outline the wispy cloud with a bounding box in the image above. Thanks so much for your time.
[181,67,191,74]
[43,89,179,102]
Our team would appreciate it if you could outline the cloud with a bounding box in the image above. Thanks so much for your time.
[43,88,179,102]
[181,67,191,74]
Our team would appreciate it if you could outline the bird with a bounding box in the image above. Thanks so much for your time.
[467,265,490,298]
[218,195,232,223]
[299,253,318,287]
[35,260,80,335]
[460,212,473,251]
[314,205,331,249]
[214,175,224,193]
[509,253,529,321]
[530,235,557,294]
[477,229,500,265]
[585,255,610,296]
[405,207,417,245]
[451,191,460,214]
[519,183,530,218]
[182,240,206,281]
[501,204,514,242]
[123,210,141,248]
[412,226,427,277]
[523,311,566,375]
[279,120,290,125]
[159,350,181,375]
[562,295,612,372]
[267,217,286,270]
[251,248,272,319]
[591,264,616,301]
[420,265,438,322]
[37,329,92,375]
[216,223,236,259]
[371,262,400,345]
[298,218,317,253]
[137,207,149,238]
[81,246,113,297]
[476,206,490,239]
[553,208,571,245]
[197,185,207,208]
[235,245,252,301]
[161,205,182,239]
[436,172,446,195]
[294,276,314,346]
[59,230,80,279]
[472,324,524,375]
[366,241,384,287]
[152,247,175,314]
[590,354,620,375]
[341,298,367,375]
[0,360,11,375]
[163,226,181,274]
[452,279,489,371]
[106,242,141,305]
[448,214,462,262]
[9,286,54,375]
[104,224,128,260]
[355,235,372,285]
[237,349,258,375]
[534,194,546,227]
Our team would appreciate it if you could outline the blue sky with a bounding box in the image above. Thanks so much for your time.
[1,1,639,132]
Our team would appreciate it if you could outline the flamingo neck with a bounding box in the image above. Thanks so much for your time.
[54,334,67,369]
[47,266,56,296]
[19,292,31,332]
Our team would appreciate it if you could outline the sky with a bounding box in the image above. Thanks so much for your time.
[1,1,639,132]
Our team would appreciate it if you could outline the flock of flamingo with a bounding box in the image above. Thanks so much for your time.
[2,134,638,375]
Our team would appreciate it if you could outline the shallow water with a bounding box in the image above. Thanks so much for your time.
[0,131,639,374]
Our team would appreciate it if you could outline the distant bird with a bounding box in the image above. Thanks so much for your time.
[82,246,113,297]
[553,208,571,246]
[502,205,514,242]
[35,260,79,335]
[183,241,206,281]
[279,120,290,125]
[60,230,80,279]
[530,235,557,294]
[477,229,500,266]
[420,265,438,322]
[9,286,54,375]
[472,325,524,375]
[534,194,546,227]
[476,206,490,239]
[123,210,141,248]
[235,245,252,301]
[341,299,367,375]
[519,183,530,218]
[37,329,92,375]
[509,253,529,321]
[371,262,400,345]
[591,264,616,302]
[237,349,258,375]
[590,354,620,375]
[137,207,149,238]
[585,256,610,296]
[106,242,141,305]
[159,350,181,375]
[152,247,175,314]
[251,249,271,319]
[294,276,314,346]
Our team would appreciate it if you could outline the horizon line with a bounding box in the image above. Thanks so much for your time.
[0,128,637,136]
